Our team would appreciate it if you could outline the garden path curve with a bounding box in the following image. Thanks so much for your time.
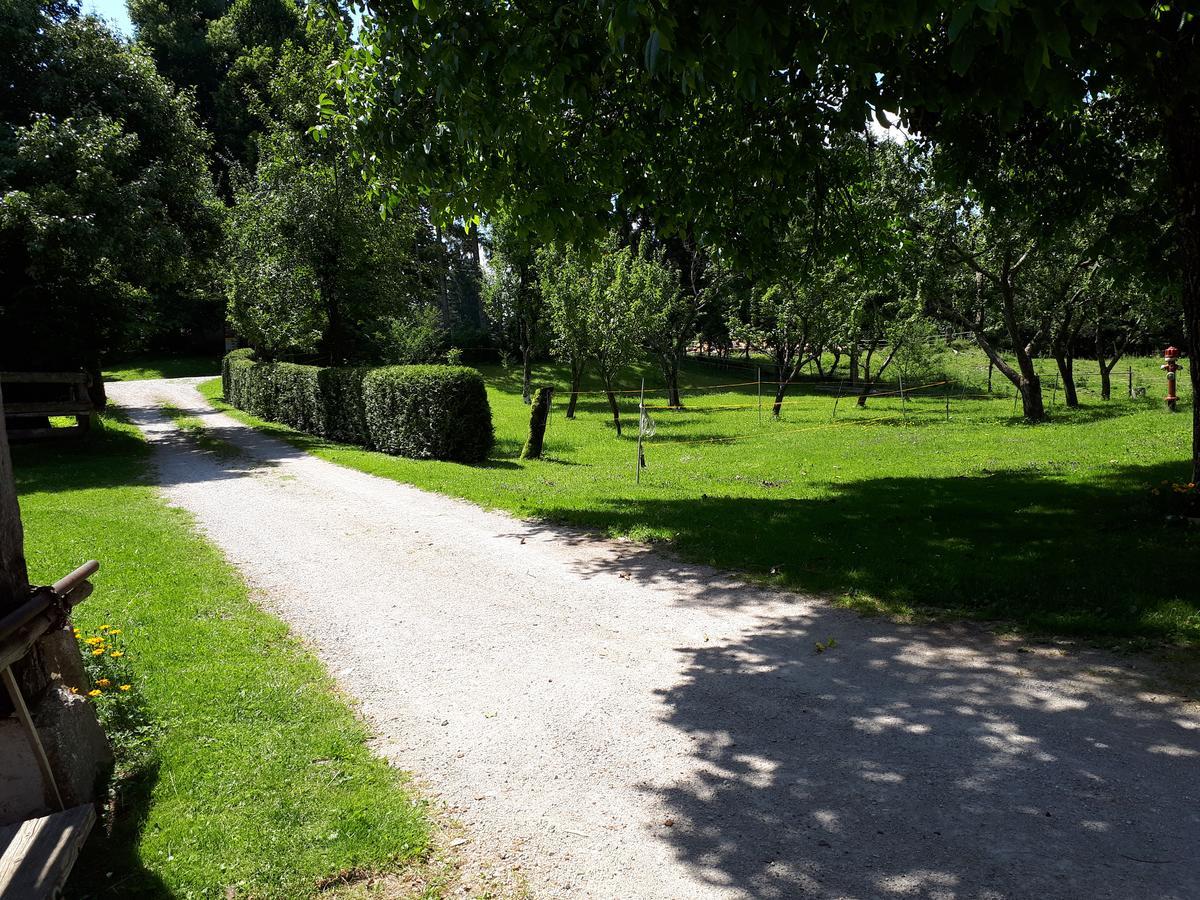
[108,377,1199,900]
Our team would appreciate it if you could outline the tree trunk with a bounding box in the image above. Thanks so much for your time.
[1054,354,1078,408]
[566,362,582,419]
[849,345,860,386]
[521,345,532,405]
[1099,364,1112,402]
[521,387,553,460]
[662,357,682,408]
[603,378,622,435]
[972,330,1045,421]
[1165,106,1200,483]
[771,381,787,417]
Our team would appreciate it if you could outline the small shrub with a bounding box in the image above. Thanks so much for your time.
[363,365,493,462]
[73,623,152,761]
[222,347,255,403]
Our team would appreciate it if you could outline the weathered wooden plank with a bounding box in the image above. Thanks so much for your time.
[0,373,89,385]
[0,382,27,616]
[0,804,94,899]
[3,403,94,417]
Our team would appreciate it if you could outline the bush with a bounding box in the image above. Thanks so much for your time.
[221,352,493,462]
[363,365,494,463]
[316,366,370,445]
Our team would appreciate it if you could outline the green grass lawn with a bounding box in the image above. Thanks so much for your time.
[12,417,430,898]
[104,355,221,381]
[200,350,1199,645]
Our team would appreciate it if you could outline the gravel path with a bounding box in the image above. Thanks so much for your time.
[109,377,1199,900]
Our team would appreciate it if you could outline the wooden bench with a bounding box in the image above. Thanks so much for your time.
[0,805,95,899]
[0,373,95,439]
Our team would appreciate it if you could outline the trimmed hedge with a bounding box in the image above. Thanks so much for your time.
[363,366,494,462]
[221,352,493,463]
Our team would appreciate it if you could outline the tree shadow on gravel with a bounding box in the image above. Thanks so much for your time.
[645,610,1199,898]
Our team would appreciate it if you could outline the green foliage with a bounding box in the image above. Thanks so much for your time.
[363,365,494,463]
[131,0,315,173]
[224,128,445,363]
[0,2,222,373]
[223,352,493,461]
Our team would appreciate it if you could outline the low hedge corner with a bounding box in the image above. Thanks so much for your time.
[221,353,493,463]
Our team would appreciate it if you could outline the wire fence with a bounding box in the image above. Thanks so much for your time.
[534,356,1189,480]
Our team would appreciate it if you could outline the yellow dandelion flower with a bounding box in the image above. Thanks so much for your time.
[85,636,103,645]
[92,649,104,656]
[110,651,124,658]
[96,678,110,687]
[108,629,122,635]
[69,686,79,695]
[87,689,102,698]
[119,684,131,692]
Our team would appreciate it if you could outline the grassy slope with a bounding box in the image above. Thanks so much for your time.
[104,355,221,382]
[13,418,428,898]
[199,351,1198,644]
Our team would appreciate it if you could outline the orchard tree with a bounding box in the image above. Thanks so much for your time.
[730,278,831,418]
[483,209,545,404]
[337,1,1200,480]
[538,244,593,418]
[630,246,691,409]
[584,241,647,435]
[0,0,222,401]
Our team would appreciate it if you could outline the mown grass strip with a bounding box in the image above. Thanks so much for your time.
[12,417,429,898]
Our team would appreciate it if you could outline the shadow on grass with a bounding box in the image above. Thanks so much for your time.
[531,461,1200,643]
[66,757,172,899]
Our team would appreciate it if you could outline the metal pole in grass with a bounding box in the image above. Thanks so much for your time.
[1128,366,1134,399]
[898,372,907,422]
[944,376,951,421]
[1051,372,1059,409]
[757,367,762,425]
[635,378,645,485]
[833,378,844,420]
[1012,386,1019,415]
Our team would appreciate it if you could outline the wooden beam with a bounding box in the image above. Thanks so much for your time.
[0,373,89,385]
[0,805,95,899]
[0,381,29,615]
[3,403,94,417]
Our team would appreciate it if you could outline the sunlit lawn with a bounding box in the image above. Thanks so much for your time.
[199,350,1198,644]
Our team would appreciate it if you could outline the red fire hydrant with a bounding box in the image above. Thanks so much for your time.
[1162,346,1180,412]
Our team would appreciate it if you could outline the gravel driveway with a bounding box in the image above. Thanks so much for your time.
[108,377,1199,900]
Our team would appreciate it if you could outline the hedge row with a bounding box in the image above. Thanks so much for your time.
[221,351,493,463]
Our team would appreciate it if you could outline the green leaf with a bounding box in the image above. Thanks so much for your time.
[947,4,973,42]
[1023,41,1043,90]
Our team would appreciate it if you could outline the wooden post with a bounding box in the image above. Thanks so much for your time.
[635,379,645,484]
[1128,366,1134,399]
[987,358,994,393]
[898,372,907,422]
[1051,372,1059,409]
[0,380,29,614]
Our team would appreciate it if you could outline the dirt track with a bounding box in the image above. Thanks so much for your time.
[109,376,1200,900]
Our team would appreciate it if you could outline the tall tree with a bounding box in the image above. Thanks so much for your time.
[0,0,221,399]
